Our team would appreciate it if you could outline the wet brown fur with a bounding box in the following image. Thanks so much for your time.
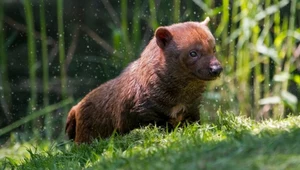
[65,18,222,144]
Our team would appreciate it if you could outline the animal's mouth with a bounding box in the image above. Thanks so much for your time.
[199,76,218,81]
[195,69,221,81]
[192,74,218,81]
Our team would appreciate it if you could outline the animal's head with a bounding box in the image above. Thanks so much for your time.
[155,17,222,81]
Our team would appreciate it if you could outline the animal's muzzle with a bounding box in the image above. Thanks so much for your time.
[209,64,223,76]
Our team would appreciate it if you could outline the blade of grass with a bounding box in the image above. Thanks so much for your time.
[148,0,158,29]
[193,0,211,14]
[57,0,67,100]
[283,0,296,91]
[0,0,12,121]
[121,0,132,66]
[228,0,238,75]
[39,0,51,139]
[0,98,73,137]
[262,0,271,101]
[57,0,68,138]
[215,0,229,48]
[112,29,122,70]
[173,0,180,23]
[24,0,37,112]
[280,0,297,116]
[132,0,141,53]
[252,24,261,118]
[271,0,282,117]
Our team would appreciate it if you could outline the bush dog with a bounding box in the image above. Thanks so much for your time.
[66,17,222,143]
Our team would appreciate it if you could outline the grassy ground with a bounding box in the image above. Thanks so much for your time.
[1,111,300,170]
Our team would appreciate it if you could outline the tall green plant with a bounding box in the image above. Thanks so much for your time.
[24,0,37,113]
[261,0,271,103]
[194,0,298,118]
[57,0,67,101]
[148,0,158,29]
[173,0,180,23]
[284,0,297,88]
[132,0,141,53]
[57,0,68,138]
[0,98,73,137]
[39,0,51,139]
[0,0,12,122]
[121,0,132,66]
[215,0,229,51]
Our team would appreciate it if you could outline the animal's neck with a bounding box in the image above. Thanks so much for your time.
[129,40,207,104]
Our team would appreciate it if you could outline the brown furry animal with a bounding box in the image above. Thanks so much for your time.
[66,17,222,144]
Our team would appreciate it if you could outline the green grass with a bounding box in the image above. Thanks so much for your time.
[1,112,300,170]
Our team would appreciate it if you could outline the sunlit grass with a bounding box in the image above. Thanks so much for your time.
[2,112,300,169]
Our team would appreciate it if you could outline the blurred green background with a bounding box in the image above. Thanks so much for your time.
[0,0,299,144]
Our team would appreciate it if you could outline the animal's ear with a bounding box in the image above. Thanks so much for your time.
[201,17,210,26]
[155,27,172,49]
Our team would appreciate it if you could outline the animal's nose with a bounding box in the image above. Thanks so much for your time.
[209,64,223,76]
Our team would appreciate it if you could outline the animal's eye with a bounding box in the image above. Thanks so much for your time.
[189,51,198,57]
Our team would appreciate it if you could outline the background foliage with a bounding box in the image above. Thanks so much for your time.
[0,0,299,144]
